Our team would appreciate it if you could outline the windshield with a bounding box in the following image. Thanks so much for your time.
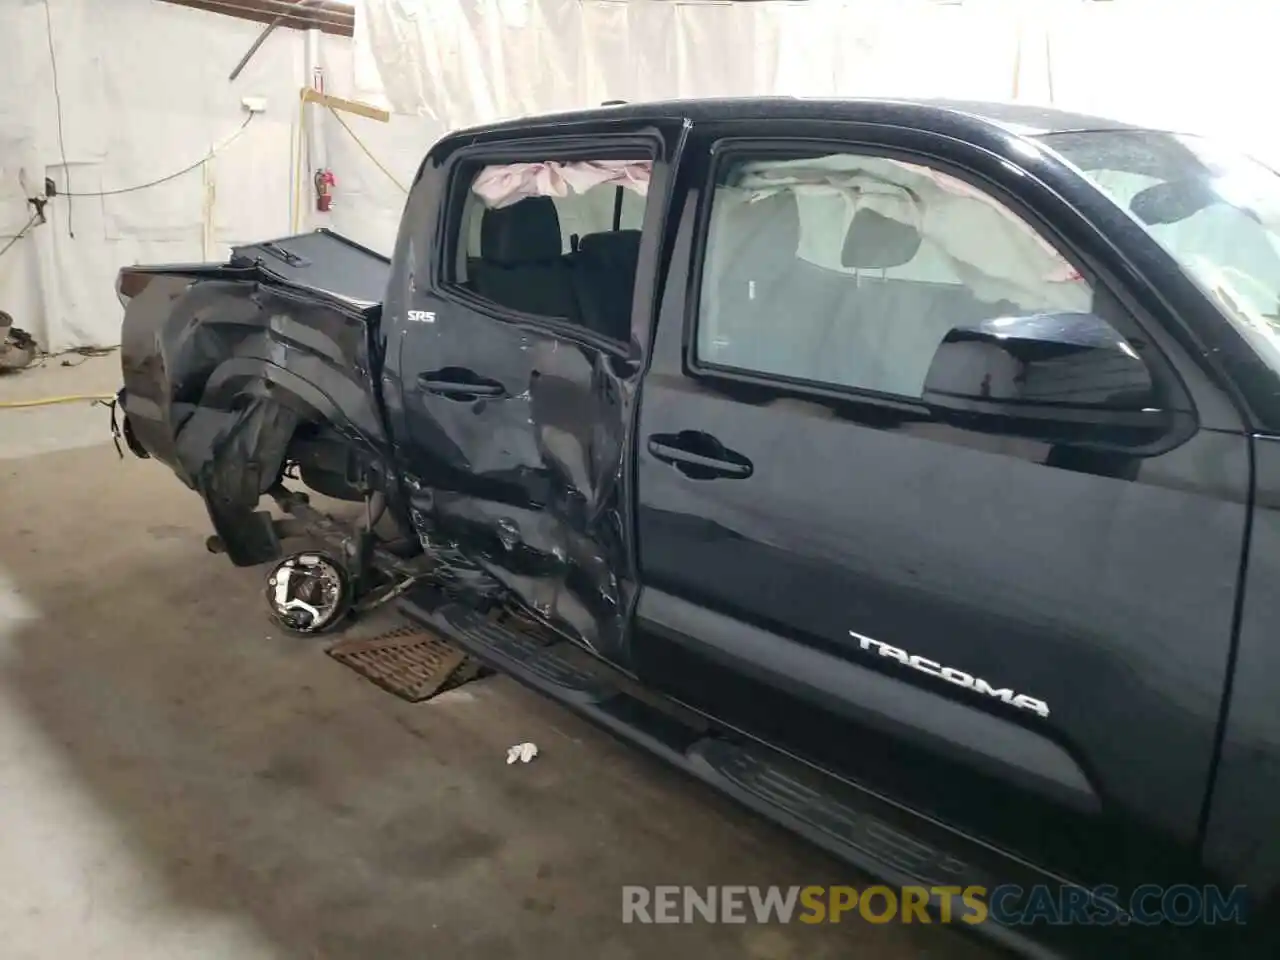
[1041,129,1280,373]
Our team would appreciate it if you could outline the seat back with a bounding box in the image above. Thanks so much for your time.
[706,192,811,372]
[821,206,989,394]
[572,229,642,340]
[472,197,579,322]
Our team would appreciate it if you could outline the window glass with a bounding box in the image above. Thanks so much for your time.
[1043,129,1280,377]
[451,159,650,340]
[697,151,1107,398]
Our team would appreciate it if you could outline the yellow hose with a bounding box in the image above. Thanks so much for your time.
[0,394,116,409]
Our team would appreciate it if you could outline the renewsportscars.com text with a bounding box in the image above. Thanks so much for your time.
[622,884,1249,927]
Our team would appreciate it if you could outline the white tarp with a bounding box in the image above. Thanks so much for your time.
[0,0,303,353]
[3,0,1279,352]
[356,0,1280,165]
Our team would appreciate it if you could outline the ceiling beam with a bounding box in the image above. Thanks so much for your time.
[158,0,355,38]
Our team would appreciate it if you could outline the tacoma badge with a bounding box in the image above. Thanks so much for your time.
[851,632,1050,718]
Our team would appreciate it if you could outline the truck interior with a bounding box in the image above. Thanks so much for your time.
[456,160,651,342]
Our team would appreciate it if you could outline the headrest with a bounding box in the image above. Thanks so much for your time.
[841,206,923,270]
[578,229,642,263]
[481,196,563,265]
[728,192,800,256]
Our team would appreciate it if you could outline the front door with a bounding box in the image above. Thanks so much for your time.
[384,120,685,667]
[633,122,1250,887]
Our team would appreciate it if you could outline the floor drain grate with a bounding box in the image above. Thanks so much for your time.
[327,623,487,702]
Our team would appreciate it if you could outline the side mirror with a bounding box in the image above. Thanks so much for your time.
[922,312,1176,448]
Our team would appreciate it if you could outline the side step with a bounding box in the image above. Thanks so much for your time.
[399,591,1113,959]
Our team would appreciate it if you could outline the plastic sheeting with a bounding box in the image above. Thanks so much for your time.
[0,0,304,353]
[355,0,1280,164]
[356,0,1030,122]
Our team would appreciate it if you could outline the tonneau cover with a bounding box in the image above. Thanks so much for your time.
[231,229,390,308]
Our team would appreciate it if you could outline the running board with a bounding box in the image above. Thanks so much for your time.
[400,591,1114,959]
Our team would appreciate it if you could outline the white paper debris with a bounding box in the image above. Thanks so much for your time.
[506,742,538,764]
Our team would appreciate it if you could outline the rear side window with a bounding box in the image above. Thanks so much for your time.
[445,159,651,342]
[695,150,1118,398]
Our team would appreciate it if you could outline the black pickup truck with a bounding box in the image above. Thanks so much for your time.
[115,98,1280,958]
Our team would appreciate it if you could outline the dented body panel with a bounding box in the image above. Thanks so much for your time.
[118,231,395,564]
[379,118,686,668]
[394,316,638,664]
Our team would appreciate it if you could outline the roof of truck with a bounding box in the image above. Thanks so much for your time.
[448,97,1142,141]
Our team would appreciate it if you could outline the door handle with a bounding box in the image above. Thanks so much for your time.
[421,380,505,398]
[418,368,507,400]
[646,431,754,480]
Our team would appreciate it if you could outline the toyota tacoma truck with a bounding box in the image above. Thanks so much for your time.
[114,98,1280,957]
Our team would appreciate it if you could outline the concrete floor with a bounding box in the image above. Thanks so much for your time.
[0,356,993,960]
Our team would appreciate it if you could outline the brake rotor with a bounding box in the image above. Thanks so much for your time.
[265,551,353,634]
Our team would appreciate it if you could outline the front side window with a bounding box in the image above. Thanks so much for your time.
[696,150,1108,398]
[1042,129,1280,377]
[448,159,650,341]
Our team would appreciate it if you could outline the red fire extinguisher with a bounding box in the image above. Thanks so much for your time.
[314,168,336,212]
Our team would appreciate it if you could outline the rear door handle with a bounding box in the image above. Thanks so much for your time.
[647,431,754,480]
[418,368,507,400]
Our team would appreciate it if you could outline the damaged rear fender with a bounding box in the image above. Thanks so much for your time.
[118,265,400,566]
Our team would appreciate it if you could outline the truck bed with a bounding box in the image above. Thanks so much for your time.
[116,229,394,565]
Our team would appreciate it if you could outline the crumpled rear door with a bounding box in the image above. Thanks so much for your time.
[383,118,688,668]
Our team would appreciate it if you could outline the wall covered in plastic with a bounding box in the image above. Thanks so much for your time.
[356,0,1280,159]
[1,1,300,351]
[2,0,1277,352]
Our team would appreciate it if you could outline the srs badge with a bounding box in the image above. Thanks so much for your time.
[851,631,1051,718]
